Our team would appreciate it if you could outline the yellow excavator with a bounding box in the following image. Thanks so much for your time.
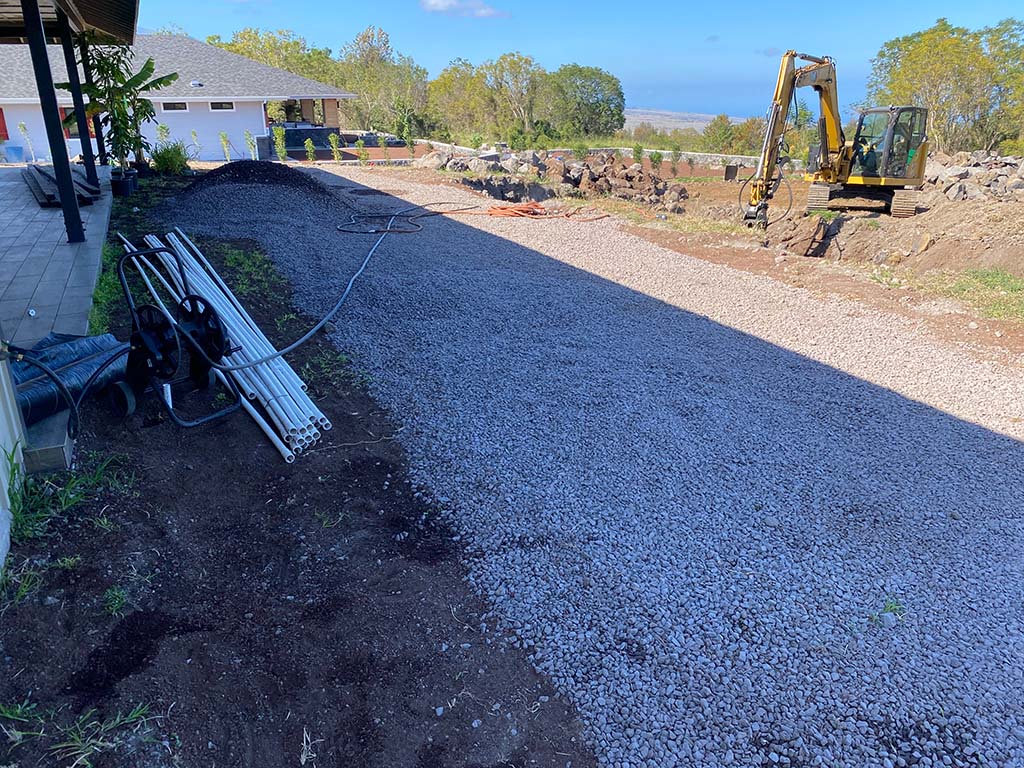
[743,51,928,228]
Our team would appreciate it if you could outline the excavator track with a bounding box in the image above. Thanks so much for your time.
[890,189,919,218]
[805,183,832,212]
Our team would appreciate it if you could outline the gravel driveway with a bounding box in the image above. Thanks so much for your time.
[175,166,1024,768]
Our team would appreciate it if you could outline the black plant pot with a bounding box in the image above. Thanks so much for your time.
[111,176,132,197]
[124,168,139,193]
[111,168,136,197]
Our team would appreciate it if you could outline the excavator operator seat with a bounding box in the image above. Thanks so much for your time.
[850,106,927,179]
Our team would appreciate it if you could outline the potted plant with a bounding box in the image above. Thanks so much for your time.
[58,42,177,196]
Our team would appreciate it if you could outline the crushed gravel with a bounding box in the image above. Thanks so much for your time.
[171,165,1024,768]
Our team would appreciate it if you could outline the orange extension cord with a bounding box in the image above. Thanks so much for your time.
[441,201,609,222]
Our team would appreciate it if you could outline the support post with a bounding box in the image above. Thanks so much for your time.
[79,38,107,165]
[57,11,97,188]
[20,0,84,243]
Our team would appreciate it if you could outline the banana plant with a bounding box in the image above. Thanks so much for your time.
[57,53,177,171]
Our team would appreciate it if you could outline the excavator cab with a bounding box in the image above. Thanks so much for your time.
[849,106,927,181]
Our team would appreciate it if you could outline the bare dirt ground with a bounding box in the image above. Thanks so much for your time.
[0,174,594,768]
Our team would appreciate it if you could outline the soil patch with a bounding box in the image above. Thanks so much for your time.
[0,176,594,768]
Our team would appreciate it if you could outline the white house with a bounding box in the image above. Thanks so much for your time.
[0,34,354,162]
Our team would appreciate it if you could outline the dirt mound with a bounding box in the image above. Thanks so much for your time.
[188,160,333,198]
[769,193,1024,275]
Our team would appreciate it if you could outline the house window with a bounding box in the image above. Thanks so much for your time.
[0,108,8,141]
[57,107,95,139]
[161,102,188,112]
[210,102,235,111]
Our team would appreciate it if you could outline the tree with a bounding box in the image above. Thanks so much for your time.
[540,64,624,137]
[208,29,337,83]
[428,58,491,138]
[336,27,429,134]
[480,53,544,136]
[728,117,766,156]
[701,114,734,152]
[868,18,1024,152]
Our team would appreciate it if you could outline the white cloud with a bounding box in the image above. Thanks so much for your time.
[420,0,505,18]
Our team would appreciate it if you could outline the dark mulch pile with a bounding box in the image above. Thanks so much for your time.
[188,160,333,198]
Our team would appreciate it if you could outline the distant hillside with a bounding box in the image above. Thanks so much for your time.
[624,108,748,133]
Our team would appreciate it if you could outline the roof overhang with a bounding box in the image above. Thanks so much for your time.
[0,0,137,44]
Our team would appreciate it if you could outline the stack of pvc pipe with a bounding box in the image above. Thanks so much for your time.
[122,231,331,463]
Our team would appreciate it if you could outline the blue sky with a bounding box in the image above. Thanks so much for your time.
[140,0,1020,119]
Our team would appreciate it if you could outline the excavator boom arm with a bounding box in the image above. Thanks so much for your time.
[745,51,843,227]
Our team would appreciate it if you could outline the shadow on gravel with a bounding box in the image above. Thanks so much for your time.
[176,165,1024,766]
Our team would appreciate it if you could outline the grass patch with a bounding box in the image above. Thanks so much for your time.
[301,349,358,395]
[52,555,82,571]
[102,585,128,617]
[49,703,151,767]
[88,243,124,335]
[222,245,286,298]
[0,558,43,613]
[815,210,841,222]
[4,451,128,545]
[670,175,721,183]
[938,268,1024,320]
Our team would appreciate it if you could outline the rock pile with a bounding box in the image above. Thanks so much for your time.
[415,150,688,211]
[925,150,1024,201]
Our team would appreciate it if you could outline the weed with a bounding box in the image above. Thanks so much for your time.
[189,130,201,160]
[0,558,43,611]
[4,447,114,544]
[49,704,151,767]
[315,508,346,529]
[355,138,369,165]
[882,596,906,618]
[53,555,82,571]
[0,699,41,723]
[223,246,284,298]
[301,349,353,394]
[91,515,118,533]
[865,219,881,230]
[304,138,317,163]
[868,267,902,289]
[328,132,342,162]
[276,312,298,334]
[816,210,840,222]
[103,585,128,617]
[300,727,322,765]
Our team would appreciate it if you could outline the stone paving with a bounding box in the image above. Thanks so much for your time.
[0,165,111,347]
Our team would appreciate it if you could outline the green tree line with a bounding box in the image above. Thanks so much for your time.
[208,27,626,147]
[868,18,1024,154]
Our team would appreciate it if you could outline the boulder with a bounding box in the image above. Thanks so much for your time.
[467,157,499,174]
[500,157,520,174]
[415,151,452,170]
[943,166,971,181]
[961,182,987,200]
[445,157,469,172]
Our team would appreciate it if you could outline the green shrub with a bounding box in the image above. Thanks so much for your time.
[355,138,368,165]
[632,144,643,164]
[572,142,589,162]
[273,126,287,161]
[328,132,342,161]
[304,138,317,162]
[244,129,257,160]
[150,140,189,174]
[534,133,551,151]
[470,132,484,149]
[648,150,663,172]
[218,131,231,162]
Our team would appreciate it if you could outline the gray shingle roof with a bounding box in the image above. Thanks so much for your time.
[0,33,354,101]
